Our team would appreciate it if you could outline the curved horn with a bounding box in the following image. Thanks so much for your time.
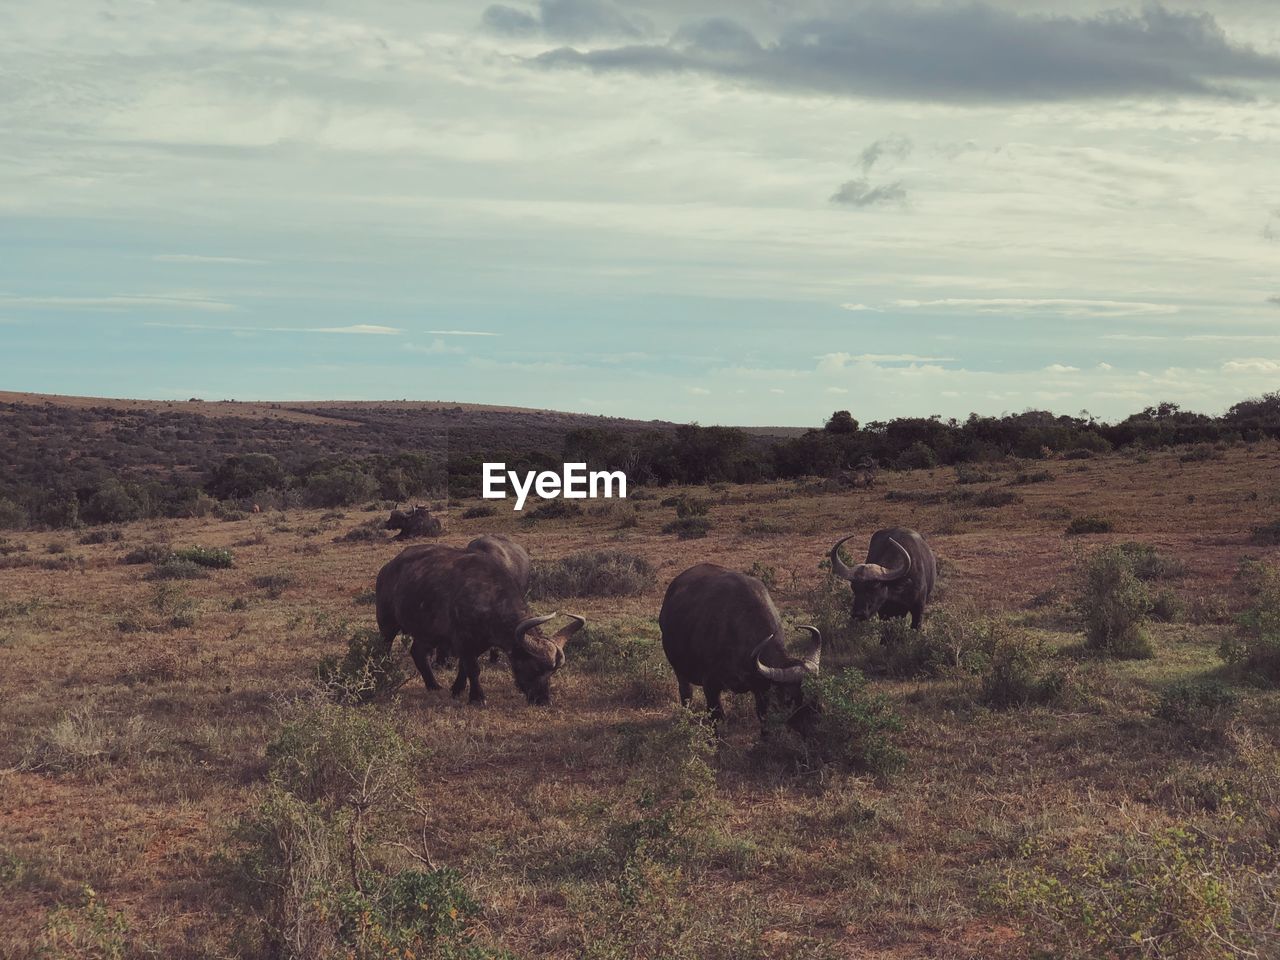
[514,613,556,644]
[796,624,822,674]
[864,537,912,582]
[755,632,814,684]
[829,533,860,582]
[552,614,586,647]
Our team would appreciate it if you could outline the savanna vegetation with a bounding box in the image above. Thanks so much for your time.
[2,395,1280,958]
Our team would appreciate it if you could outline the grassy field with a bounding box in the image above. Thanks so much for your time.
[2,444,1279,958]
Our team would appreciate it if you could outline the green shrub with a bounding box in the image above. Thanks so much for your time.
[0,498,29,530]
[672,495,711,518]
[144,558,210,581]
[1061,447,1095,460]
[662,516,712,539]
[892,441,938,471]
[1013,469,1053,485]
[461,504,495,519]
[979,627,1067,709]
[520,500,583,522]
[954,464,994,484]
[973,487,1021,508]
[316,629,407,704]
[1066,515,1113,535]
[303,466,379,508]
[799,668,905,777]
[1154,679,1238,740]
[121,543,173,565]
[1219,561,1280,684]
[1116,542,1187,580]
[40,886,136,959]
[335,521,383,543]
[78,529,123,545]
[1179,443,1221,463]
[173,545,234,568]
[1150,588,1185,623]
[1004,828,1255,960]
[529,550,655,600]
[1078,546,1154,658]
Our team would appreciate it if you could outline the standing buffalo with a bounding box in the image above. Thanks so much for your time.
[659,563,822,728]
[829,527,936,629]
[375,545,584,705]
[466,535,530,592]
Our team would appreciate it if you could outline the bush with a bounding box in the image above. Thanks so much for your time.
[1078,546,1154,658]
[1061,447,1095,460]
[335,521,383,543]
[1219,561,1280,684]
[979,627,1067,709]
[121,543,173,565]
[81,478,145,524]
[1179,443,1221,462]
[461,504,495,519]
[0,497,29,530]
[520,500,583,522]
[252,573,295,599]
[302,466,379,508]
[316,628,407,704]
[1248,520,1280,546]
[1004,828,1259,960]
[1066,515,1113,535]
[973,487,1021,508]
[529,550,655,600]
[1154,679,1238,739]
[954,464,994,484]
[1013,469,1053,485]
[798,668,905,777]
[78,528,123,545]
[144,558,210,581]
[662,516,712,539]
[892,441,938,471]
[40,886,137,958]
[173,545,234,568]
[1115,542,1187,581]
[1150,588,1185,623]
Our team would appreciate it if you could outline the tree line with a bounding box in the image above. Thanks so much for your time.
[3,393,1280,530]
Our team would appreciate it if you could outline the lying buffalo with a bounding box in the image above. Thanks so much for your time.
[659,563,822,728]
[375,545,583,705]
[829,527,936,629]
[385,505,443,540]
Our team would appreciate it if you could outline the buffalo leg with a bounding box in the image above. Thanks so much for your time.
[409,638,442,691]
[910,606,923,630]
[450,662,468,698]
[704,685,724,723]
[488,648,500,664]
[752,688,770,721]
[462,656,485,704]
[435,647,450,666]
[678,678,693,708]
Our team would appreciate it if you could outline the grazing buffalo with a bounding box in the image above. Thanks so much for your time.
[659,563,822,728]
[375,545,583,705]
[385,505,443,540]
[829,527,936,629]
[466,535,530,592]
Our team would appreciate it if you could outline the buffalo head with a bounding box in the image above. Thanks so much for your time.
[829,534,913,621]
[753,625,823,732]
[510,613,586,705]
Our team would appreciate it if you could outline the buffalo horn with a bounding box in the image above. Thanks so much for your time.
[829,533,860,582]
[755,625,824,684]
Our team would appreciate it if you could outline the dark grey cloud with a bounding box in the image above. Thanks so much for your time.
[1268,295,1280,306]
[483,0,647,41]
[858,135,911,173]
[830,177,907,208]
[532,3,1280,102]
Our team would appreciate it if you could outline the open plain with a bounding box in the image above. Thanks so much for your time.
[2,441,1279,959]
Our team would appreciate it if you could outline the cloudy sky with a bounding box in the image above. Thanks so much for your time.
[2,0,1278,426]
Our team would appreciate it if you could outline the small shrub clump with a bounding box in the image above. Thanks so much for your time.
[979,627,1068,709]
[173,545,234,568]
[1077,546,1154,659]
[121,543,174,565]
[1116,542,1187,581]
[662,516,712,539]
[1248,520,1280,546]
[1154,679,1238,741]
[1066,515,1113,536]
[144,558,210,581]
[1219,561,1280,684]
[973,487,1021,508]
[461,504,496,519]
[529,550,655,600]
[316,628,407,704]
[799,668,906,777]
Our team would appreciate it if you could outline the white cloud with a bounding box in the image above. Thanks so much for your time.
[2,294,235,312]
[1096,362,1113,371]
[817,352,955,372]
[688,386,711,395]
[825,386,849,394]
[839,303,878,312]
[405,338,463,354]
[1044,363,1080,373]
[427,329,501,336]
[894,298,1178,318]
[145,322,402,335]
[153,254,266,264]
[1222,358,1280,374]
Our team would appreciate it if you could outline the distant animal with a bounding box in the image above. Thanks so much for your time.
[829,527,936,629]
[375,544,583,705]
[659,563,822,730]
[251,503,261,514]
[385,505,443,540]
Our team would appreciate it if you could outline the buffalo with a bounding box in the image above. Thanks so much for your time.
[829,527,936,629]
[446,535,531,666]
[385,505,443,540]
[659,563,822,728]
[375,544,584,705]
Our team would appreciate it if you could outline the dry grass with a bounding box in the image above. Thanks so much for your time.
[2,445,1280,957]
